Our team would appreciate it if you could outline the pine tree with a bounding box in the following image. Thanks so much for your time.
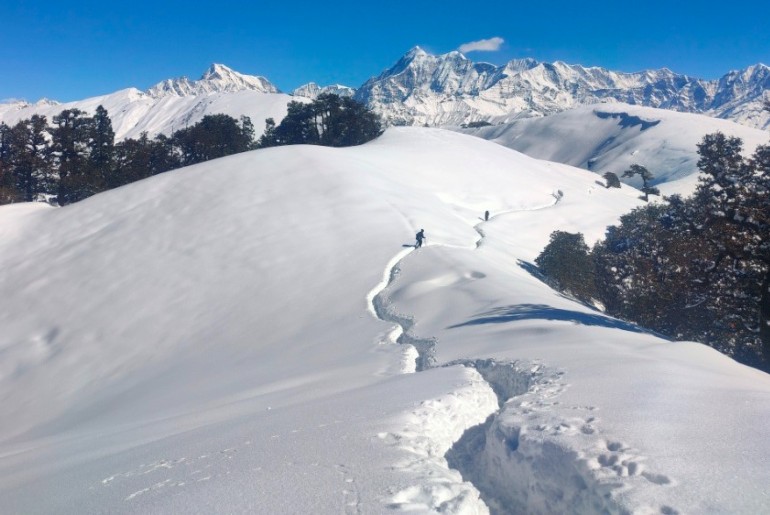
[590,134,770,366]
[692,136,770,360]
[51,109,91,204]
[258,94,382,148]
[6,116,51,202]
[88,105,115,190]
[0,122,22,204]
[172,114,255,166]
[258,118,277,147]
[535,231,597,303]
[622,164,660,201]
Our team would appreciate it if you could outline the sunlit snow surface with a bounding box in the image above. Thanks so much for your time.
[462,103,770,197]
[0,89,295,141]
[1,129,769,514]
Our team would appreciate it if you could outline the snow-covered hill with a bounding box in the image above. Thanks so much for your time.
[0,64,294,141]
[2,129,769,514]
[460,103,770,196]
[354,47,770,129]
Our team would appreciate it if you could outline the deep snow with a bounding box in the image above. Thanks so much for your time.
[1,129,769,514]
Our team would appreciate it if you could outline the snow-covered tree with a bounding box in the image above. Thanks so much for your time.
[587,134,770,367]
[692,135,770,360]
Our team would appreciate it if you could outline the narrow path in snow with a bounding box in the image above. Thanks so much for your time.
[366,196,568,512]
[366,191,564,373]
[366,191,675,514]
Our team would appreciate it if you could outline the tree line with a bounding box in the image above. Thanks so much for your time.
[258,93,382,148]
[0,107,255,205]
[536,132,770,370]
[0,94,382,206]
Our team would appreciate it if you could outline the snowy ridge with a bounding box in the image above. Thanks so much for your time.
[2,129,770,513]
[146,63,279,97]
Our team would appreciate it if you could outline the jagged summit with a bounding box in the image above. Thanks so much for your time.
[405,45,428,58]
[147,63,279,98]
[201,63,237,80]
[353,48,770,129]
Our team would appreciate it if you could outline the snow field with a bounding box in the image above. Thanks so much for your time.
[2,128,770,513]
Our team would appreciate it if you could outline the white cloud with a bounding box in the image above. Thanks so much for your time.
[458,37,504,53]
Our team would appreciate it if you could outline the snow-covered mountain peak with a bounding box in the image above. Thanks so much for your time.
[405,45,429,58]
[503,57,540,73]
[292,82,355,99]
[445,50,466,59]
[0,97,61,109]
[146,64,280,98]
[34,98,61,107]
[200,63,237,81]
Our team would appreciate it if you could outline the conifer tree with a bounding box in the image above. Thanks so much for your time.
[51,109,91,204]
[88,105,115,189]
[172,114,255,166]
[6,116,51,202]
[258,94,382,148]
[622,164,660,201]
[586,134,770,367]
[535,231,597,303]
[0,122,22,204]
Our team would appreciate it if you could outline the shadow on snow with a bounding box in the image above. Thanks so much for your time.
[448,303,648,334]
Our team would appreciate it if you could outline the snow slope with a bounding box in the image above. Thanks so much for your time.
[0,64,294,141]
[461,103,770,196]
[1,129,770,514]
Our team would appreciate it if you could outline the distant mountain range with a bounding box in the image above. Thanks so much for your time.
[353,47,770,130]
[1,48,768,140]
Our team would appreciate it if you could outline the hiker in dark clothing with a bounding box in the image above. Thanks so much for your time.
[484,210,490,221]
[415,229,426,248]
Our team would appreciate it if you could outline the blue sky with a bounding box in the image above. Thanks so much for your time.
[1,0,768,102]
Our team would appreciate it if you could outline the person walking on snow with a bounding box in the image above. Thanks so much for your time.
[484,210,490,221]
[415,229,426,248]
